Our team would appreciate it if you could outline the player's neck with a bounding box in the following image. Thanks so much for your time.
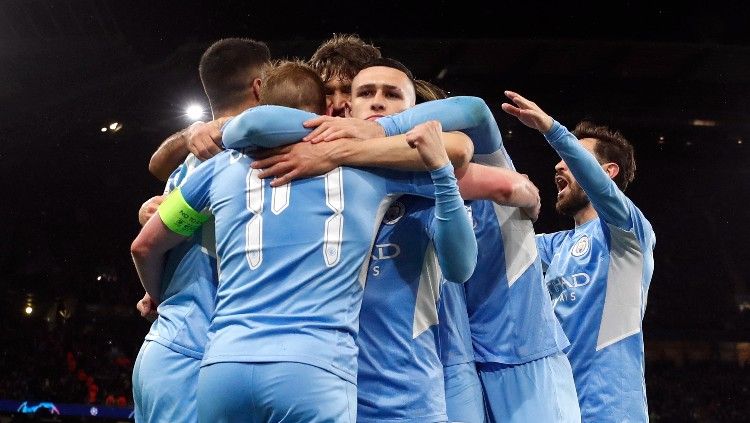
[573,204,598,227]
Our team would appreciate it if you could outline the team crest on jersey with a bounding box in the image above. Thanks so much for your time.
[571,235,590,257]
[383,201,406,225]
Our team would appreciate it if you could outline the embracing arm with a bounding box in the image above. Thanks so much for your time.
[331,132,472,170]
[430,164,478,283]
[407,121,477,283]
[456,163,541,221]
[131,186,210,302]
[130,212,187,303]
[221,106,317,149]
[377,96,503,155]
[149,130,191,181]
[149,118,228,181]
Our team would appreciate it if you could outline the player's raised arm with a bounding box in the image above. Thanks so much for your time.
[502,90,631,229]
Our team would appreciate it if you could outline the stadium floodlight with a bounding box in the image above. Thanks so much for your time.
[186,104,205,121]
[24,306,33,315]
[104,122,123,133]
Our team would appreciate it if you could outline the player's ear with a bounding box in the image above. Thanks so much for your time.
[251,78,262,102]
[602,162,620,180]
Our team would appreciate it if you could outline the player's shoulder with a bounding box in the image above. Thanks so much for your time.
[619,194,655,245]
[536,229,574,248]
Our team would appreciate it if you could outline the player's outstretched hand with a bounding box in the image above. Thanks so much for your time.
[138,195,164,226]
[302,116,385,143]
[136,293,158,322]
[250,140,346,187]
[500,91,554,134]
[185,117,229,161]
[406,121,450,171]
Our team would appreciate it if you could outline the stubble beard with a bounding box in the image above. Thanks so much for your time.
[555,182,591,217]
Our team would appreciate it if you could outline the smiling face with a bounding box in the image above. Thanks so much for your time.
[349,66,416,120]
[554,138,598,216]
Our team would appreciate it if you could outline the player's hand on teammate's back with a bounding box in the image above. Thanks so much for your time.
[184,117,229,161]
[250,140,346,187]
[500,90,554,134]
[302,116,385,143]
[137,293,158,322]
[406,121,450,171]
[138,195,165,226]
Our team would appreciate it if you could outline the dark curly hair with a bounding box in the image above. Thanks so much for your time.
[572,121,636,191]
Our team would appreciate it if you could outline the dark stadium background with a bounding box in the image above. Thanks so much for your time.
[1,1,749,421]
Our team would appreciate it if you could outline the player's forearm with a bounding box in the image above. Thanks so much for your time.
[430,164,478,283]
[457,163,538,208]
[131,247,165,304]
[131,220,168,303]
[149,131,190,181]
[333,132,472,171]
[222,105,317,149]
[544,121,630,227]
[131,211,190,302]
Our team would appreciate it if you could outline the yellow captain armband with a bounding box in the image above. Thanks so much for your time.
[158,188,210,236]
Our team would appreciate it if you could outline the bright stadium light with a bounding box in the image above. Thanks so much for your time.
[186,104,205,121]
[25,305,33,315]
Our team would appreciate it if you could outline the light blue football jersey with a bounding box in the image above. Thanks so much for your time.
[172,107,474,384]
[358,96,567,417]
[437,271,475,367]
[357,196,449,422]
[379,96,569,364]
[144,154,217,358]
[536,121,655,422]
[465,199,569,364]
[342,97,503,421]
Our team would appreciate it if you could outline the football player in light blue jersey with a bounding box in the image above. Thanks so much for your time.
[326,74,579,421]
[424,97,578,422]
[131,61,477,423]
[239,61,548,422]
[131,38,270,423]
[502,91,656,422]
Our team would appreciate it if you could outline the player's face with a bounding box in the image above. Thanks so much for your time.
[324,75,352,117]
[350,66,416,120]
[554,138,598,216]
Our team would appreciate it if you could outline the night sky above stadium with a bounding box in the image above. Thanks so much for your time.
[2,0,750,338]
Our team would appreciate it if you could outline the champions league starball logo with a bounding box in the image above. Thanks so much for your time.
[17,402,60,415]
